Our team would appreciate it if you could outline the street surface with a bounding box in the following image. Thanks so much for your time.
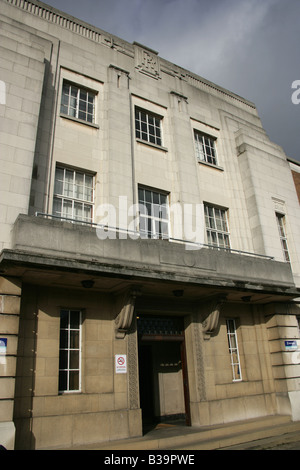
[220,430,300,450]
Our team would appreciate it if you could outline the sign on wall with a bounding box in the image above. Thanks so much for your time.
[115,354,127,374]
[284,340,298,351]
[0,338,7,355]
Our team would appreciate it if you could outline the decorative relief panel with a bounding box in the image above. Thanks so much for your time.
[134,42,160,79]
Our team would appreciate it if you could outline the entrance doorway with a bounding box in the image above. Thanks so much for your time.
[137,315,191,430]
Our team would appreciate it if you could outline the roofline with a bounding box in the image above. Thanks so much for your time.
[3,0,256,109]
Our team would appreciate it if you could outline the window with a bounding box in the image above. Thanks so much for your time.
[226,319,242,381]
[59,309,82,393]
[135,108,162,146]
[138,187,169,239]
[60,82,95,123]
[204,204,230,249]
[194,131,218,166]
[53,167,94,224]
[276,213,290,262]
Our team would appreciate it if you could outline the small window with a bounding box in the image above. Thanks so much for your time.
[61,82,96,123]
[53,167,94,224]
[135,108,162,146]
[194,131,218,166]
[204,204,230,249]
[276,213,290,262]
[138,186,169,239]
[59,309,82,393]
[226,319,242,382]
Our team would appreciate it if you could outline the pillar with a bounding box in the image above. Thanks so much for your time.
[265,302,300,421]
[0,276,22,449]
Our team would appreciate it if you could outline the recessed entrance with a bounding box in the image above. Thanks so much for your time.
[137,315,191,431]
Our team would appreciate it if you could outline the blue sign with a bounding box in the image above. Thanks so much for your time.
[285,340,298,351]
[0,338,7,355]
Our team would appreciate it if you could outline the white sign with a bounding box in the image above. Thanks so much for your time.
[115,354,127,374]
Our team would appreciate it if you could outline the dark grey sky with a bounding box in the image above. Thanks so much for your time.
[42,0,300,161]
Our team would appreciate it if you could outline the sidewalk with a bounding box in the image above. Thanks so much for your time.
[60,414,300,451]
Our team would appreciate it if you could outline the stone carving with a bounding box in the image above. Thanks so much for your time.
[134,43,160,79]
[114,288,140,339]
[201,295,227,340]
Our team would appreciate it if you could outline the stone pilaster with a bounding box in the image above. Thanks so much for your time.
[0,276,22,449]
[265,302,300,420]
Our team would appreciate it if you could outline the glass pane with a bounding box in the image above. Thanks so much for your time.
[70,311,80,329]
[52,197,62,217]
[79,89,87,101]
[59,350,68,370]
[70,86,78,97]
[69,350,79,370]
[60,310,69,329]
[62,200,73,219]
[60,330,68,349]
[59,371,67,392]
[70,330,79,349]
[69,371,79,390]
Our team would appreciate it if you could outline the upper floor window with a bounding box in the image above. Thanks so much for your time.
[204,204,230,249]
[194,131,218,166]
[276,213,290,262]
[135,108,162,147]
[138,186,169,239]
[60,82,96,124]
[53,167,94,224]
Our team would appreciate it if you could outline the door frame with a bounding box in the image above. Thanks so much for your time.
[138,332,191,426]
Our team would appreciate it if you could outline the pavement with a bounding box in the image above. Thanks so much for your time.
[60,414,300,451]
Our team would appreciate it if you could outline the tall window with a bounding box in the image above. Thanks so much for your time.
[194,131,218,166]
[59,309,82,393]
[53,167,94,224]
[60,82,95,123]
[204,204,230,249]
[276,213,290,262]
[138,187,169,239]
[135,108,162,146]
[226,319,242,382]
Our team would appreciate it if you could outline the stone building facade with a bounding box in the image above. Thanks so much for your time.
[0,0,300,450]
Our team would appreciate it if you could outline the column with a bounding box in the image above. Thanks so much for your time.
[265,302,300,420]
[0,276,22,449]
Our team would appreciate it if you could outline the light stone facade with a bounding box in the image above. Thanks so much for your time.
[0,0,300,450]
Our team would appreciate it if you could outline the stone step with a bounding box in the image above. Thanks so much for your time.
[65,415,300,450]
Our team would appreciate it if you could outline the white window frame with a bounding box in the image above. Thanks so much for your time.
[60,81,96,124]
[276,212,290,262]
[204,204,230,249]
[59,309,82,393]
[138,186,170,239]
[53,166,94,224]
[194,131,218,166]
[135,107,163,147]
[226,318,242,382]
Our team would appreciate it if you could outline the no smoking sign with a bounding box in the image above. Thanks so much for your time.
[115,354,127,374]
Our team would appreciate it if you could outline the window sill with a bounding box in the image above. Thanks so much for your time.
[60,113,99,129]
[198,160,224,171]
[136,138,168,152]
